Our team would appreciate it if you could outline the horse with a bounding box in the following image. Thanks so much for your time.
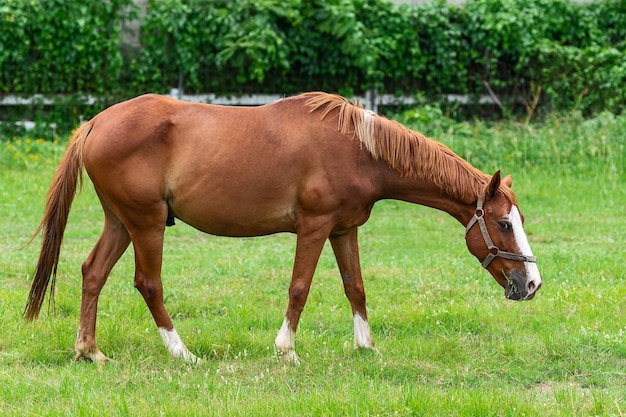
[24,92,542,364]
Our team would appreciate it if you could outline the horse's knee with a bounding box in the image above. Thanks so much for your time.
[345,284,365,299]
[344,283,366,305]
[134,274,160,302]
[288,283,310,310]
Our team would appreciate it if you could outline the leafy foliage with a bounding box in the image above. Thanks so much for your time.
[1,0,625,125]
[0,0,135,95]
[136,0,222,93]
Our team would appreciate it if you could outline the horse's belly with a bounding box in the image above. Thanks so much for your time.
[170,186,297,237]
[178,209,296,237]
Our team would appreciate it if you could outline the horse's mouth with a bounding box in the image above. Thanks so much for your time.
[505,281,539,301]
[503,271,533,301]
[504,281,522,300]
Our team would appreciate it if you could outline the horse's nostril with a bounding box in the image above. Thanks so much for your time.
[527,279,543,295]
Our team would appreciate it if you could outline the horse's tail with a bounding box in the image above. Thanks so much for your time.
[24,123,92,321]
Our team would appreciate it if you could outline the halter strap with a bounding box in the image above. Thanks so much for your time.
[465,198,537,269]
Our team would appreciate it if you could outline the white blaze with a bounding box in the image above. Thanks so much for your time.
[509,205,542,294]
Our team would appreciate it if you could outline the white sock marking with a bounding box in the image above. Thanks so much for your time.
[158,327,199,362]
[275,318,299,364]
[275,318,295,352]
[354,313,375,349]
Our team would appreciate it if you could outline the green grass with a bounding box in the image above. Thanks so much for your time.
[0,113,625,416]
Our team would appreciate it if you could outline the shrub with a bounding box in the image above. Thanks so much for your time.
[1,0,624,128]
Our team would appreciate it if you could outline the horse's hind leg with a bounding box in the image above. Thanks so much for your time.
[126,208,199,363]
[329,228,376,351]
[76,207,130,363]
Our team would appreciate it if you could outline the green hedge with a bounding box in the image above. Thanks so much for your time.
[0,0,132,95]
[1,0,625,123]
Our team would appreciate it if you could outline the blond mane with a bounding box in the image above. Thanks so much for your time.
[304,92,499,203]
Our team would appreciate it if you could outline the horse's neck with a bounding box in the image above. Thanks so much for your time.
[379,173,477,226]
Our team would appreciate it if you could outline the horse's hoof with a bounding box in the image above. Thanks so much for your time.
[356,344,381,358]
[275,348,300,365]
[180,350,202,364]
[74,349,109,365]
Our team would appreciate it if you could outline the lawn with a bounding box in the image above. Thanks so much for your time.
[0,111,624,416]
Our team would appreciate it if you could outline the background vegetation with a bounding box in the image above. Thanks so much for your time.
[1,0,625,132]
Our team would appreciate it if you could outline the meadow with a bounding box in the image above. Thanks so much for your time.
[0,110,624,416]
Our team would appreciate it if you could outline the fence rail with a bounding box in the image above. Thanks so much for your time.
[1,89,502,114]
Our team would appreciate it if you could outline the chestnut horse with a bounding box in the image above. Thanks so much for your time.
[25,92,541,364]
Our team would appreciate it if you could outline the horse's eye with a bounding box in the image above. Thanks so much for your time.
[498,221,512,232]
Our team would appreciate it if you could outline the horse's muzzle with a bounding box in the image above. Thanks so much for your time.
[504,270,540,301]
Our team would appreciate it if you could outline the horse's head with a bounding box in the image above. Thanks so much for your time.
[465,171,542,300]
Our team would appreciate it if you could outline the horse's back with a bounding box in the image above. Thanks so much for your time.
[84,94,314,165]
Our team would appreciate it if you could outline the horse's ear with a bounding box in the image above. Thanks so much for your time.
[485,170,501,199]
[502,174,512,188]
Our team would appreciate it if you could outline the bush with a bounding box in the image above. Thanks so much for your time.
[531,42,626,115]
[0,0,135,95]
[1,0,625,128]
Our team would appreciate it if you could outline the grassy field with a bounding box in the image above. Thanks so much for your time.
[0,111,624,416]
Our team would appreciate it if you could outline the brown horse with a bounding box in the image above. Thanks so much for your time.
[24,92,541,364]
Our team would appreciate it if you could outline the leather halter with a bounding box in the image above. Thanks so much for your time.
[465,198,537,269]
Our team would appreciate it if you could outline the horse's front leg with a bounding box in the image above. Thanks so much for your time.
[329,228,376,351]
[275,218,333,364]
[75,211,130,364]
